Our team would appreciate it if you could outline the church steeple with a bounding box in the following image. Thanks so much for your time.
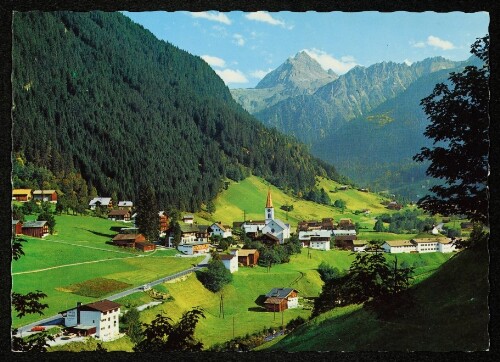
[265,189,274,221]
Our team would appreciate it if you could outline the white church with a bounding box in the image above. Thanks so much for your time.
[241,189,291,244]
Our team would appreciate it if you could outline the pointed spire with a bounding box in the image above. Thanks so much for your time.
[266,188,273,208]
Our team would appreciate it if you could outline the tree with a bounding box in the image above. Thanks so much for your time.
[37,210,56,234]
[374,219,385,232]
[120,307,142,344]
[197,259,233,293]
[135,185,160,242]
[414,35,489,224]
[133,307,205,352]
[206,200,216,214]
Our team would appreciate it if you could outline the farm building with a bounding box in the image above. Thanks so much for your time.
[220,250,238,273]
[135,242,156,252]
[112,233,146,248]
[297,218,335,232]
[159,211,169,232]
[59,300,121,341]
[338,218,356,230]
[387,201,403,210]
[261,233,280,246]
[33,190,58,203]
[21,221,48,238]
[298,229,333,249]
[12,189,32,202]
[12,220,23,235]
[309,236,330,251]
[353,240,368,252]
[167,223,209,247]
[89,197,113,210]
[263,288,299,312]
[382,240,417,253]
[183,214,194,224]
[209,222,232,238]
[107,209,131,222]
[334,235,358,250]
[235,248,259,266]
[177,241,210,255]
[381,238,455,254]
[117,201,133,210]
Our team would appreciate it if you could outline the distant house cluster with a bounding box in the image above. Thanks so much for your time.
[12,189,58,203]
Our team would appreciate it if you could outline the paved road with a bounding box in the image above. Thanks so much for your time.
[14,253,211,337]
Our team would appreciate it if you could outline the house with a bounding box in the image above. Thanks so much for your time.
[236,249,259,266]
[135,242,156,252]
[334,235,358,250]
[12,189,32,202]
[182,214,194,224]
[263,288,299,312]
[297,218,335,232]
[412,238,456,253]
[298,229,332,249]
[239,190,291,244]
[261,233,280,246]
[59,300,120,341]
[338,218,356,230]
[381,240,417,254]
[177,241,210,255]
[112,233,146,248]
[357,188,369,193]
[33,190,58,203]
[159,211,169,233]
[107,209,131,222]
[12,220,23,235]
[117,201,133,210]
[22,221,48,238]
[89,197,113,210]
[220,249,238,273]
[209,222,232,239]
[353,240,368,252]
[309,236,330,251]
[167,223,210,248]
[387,201,403,210]
[332,229,357,236]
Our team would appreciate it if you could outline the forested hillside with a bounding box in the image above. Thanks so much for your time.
[12,11,341,210]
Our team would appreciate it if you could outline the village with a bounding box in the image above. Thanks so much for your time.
[11,186,461,346]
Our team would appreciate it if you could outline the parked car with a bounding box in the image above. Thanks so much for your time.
[30,326,46,332]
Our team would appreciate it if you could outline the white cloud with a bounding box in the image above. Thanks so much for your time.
[404,59,413,66]
[215,69,249,85]
[245,11,287,28]
[201,55,226,68]
[233,34,245,46]
[427,35,455,50]
[191,12,231,25]
[411,41,426,48]
[250,68,273,79]
[303,49,358,74]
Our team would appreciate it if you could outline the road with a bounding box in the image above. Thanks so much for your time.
[14,253,211,337]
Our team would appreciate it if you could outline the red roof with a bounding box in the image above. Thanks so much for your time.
[79,300,121,312]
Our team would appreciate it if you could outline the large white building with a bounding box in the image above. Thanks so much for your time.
[59,300,121,341]
[220,249,239,273]
[241,190,290,244]
[382,238,456,254]
[298,229,332,250]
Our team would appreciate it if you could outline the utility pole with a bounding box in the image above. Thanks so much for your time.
[243,210,246,222]
[281,308,284,335]
[233,315,235,339]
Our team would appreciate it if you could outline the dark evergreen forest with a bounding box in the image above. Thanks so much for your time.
[12,11,342,210]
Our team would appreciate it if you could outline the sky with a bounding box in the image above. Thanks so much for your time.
[123,11,489,89]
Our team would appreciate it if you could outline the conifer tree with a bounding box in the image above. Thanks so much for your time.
[135,185,160,242]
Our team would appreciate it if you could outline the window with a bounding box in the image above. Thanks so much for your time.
[108,317,110,321]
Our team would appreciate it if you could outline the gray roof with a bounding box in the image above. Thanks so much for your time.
[89,197,112,206]
[265,288,298,298]
[118,201,133,207]
[22,221,47,228]
[12,220,20,225]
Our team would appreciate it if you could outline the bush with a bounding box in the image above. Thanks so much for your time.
[197,259,232,292]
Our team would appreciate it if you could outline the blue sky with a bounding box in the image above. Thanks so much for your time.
[123,11,489,89]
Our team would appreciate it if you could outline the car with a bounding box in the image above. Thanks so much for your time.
[30,326,46,332]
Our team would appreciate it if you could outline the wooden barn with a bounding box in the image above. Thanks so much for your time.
[12,220,23,235]
[261,233,280,246]
[22,221,48,238]
[135,242,156,252]
[112,233,146,248]
[334,234,358,250]
[33,190,58,203]
[107,209,131,221]
[12,189,32,202]
[236,249,259,266]
[263,288,299,312]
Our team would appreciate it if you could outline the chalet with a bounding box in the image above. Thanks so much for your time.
[338,218,355,230]
[135,242,156,252]
[261,233,280,246]
[334,234,358,250]
[59,300,120,341]
[12,220,23,235]
[299,229,332,249]
[297,218,335,232]
[309,236,330,251]
[183,214,194,224]
[117,201,133,210]
[382,240,417,254]
[263,288,299,312]
[241,220,266,239]
[112,233,146,248]
[22,221,48,238]
[12,189,32,202]
[177,241,210,255]
[209,222,232,239]
[33,189,58,203]
[235,248,259,266]
[89,197,113,210]
[220,249,238,273]
[107,209,131,222]
[387,201,403,210]
[159,211,169,233]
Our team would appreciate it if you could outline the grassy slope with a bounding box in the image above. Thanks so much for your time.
[262,239,488,352]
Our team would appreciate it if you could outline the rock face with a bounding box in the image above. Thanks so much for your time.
[230,51,338,114]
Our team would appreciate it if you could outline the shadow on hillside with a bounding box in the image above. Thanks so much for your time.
[79,228,115,238]
[254,295,267,306]
[247,306,267,312]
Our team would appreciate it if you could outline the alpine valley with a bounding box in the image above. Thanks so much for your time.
[231,51,480,198]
